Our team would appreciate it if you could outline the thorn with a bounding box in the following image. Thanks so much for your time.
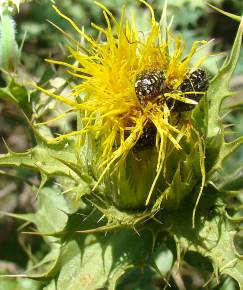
[1,137,14,154]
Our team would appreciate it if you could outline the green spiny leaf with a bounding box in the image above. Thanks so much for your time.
[217,167,243,192]
[0,141,82,183]
[162,189,243,289]
[208,136,243,177]
[206,16,243,140]
[55,229,153,290]
[1,187,72,235]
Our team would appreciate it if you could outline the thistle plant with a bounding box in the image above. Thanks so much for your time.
[0,1,243,289]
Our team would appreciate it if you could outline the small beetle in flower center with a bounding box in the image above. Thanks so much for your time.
[135,68,209,111]
[133,68,209,151]
[135,70,165,103]
[170,68,209,112]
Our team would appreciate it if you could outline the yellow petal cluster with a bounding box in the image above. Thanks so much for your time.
[37,1,207,204]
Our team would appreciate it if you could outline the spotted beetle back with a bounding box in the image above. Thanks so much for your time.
[135,70,165,103]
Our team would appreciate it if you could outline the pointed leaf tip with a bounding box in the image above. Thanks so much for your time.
[207,4,242,23]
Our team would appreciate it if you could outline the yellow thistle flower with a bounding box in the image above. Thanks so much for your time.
[36,1,208,209]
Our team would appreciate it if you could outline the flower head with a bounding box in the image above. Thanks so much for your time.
[38,1,208,209]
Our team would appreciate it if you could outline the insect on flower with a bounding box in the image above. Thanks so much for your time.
[169,68,209,112]
[133,122,157,151]
[135,70,165,103]
[38,1,210,206]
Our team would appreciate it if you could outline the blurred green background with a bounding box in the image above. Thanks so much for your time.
[0,1,242,289]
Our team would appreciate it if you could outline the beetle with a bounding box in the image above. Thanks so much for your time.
[133,122,157,151]
[135,70,165,103]
[169,69,209,112]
